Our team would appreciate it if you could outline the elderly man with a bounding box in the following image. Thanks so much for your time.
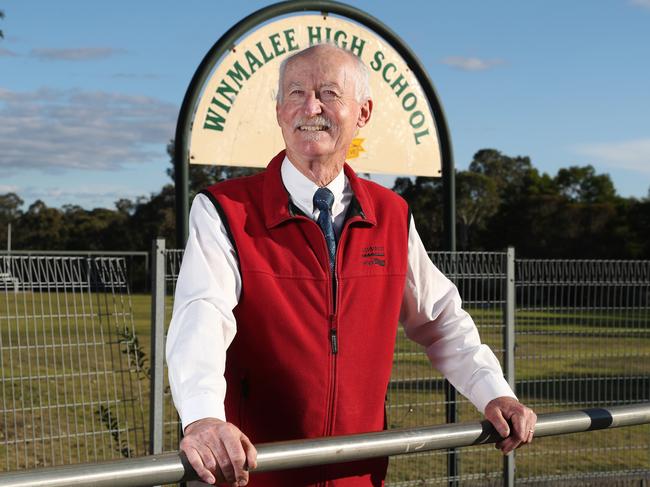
[166,43,536,487]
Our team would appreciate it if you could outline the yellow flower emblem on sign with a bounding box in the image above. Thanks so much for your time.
[347,138,366,159]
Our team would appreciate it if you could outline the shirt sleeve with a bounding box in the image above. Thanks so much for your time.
[399,217,516,413]
[165,193,241,430]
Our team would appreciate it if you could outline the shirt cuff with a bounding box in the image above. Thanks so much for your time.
[179,393,226,431]
[469,374,517,414]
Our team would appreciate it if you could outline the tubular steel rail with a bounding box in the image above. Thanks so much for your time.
[0,404,648,487]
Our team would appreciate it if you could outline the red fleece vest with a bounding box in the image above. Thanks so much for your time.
[203,152,409,486]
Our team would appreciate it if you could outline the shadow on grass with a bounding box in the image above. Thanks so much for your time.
[389,375,650,403]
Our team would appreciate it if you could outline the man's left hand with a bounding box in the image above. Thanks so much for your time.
[484,396,537,454]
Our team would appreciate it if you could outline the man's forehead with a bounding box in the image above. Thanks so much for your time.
[282,55,352,85]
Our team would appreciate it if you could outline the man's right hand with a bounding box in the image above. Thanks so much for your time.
[180,418,257,486]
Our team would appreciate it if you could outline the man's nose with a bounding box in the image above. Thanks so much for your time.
[302,91,323,117]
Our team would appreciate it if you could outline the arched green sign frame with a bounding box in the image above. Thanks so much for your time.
[174,0,456,250]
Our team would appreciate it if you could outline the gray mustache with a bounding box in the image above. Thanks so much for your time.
[293,116,333,130]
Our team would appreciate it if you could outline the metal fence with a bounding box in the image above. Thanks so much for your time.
[0,251,150,293]
[387,251,513,486]
[2,246,649,485]
[149,246,650,485]
[513,259,650,485]
[0,255,147,471]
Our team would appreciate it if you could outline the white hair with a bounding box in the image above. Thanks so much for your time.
[276,43,371,103]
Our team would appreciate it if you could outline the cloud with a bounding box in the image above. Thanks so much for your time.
[441,56,505,71]
[0,47,18,57]
[630,0,650,9]
[0,184,19,193]
[574,138,650,172]
[29,47,126,61]
[0,88,177,173]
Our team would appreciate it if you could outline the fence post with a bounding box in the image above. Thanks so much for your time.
[503,247,516,487]
[445,379,459,486]
[445,252,460,487]
[150,238,166,456]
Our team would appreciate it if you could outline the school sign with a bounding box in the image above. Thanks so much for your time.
[175,1,455,247]
[191,14,441,176]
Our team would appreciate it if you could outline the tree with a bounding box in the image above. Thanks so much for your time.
[0,10,5,40]
[554,165,618,204]
[15,200,66,249]
[455,171,499,250]
[479,161,628,257]
[623,196,650,258]
[0,192,23,222]
[165,140,261,200]
[63,205,129,250]
[468,149,534,201]
[0,192,22,249]
[127,185,177,248]
[392,176,444,250]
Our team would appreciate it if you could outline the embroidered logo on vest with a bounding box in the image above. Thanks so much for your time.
[362,245,385,266]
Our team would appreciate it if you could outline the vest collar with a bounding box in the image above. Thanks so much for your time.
[263,150,377,229]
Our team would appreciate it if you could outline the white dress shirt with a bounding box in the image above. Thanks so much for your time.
[166,157,516,430]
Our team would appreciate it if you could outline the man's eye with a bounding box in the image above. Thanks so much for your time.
[289,89,304,97]
[321,90,339,100]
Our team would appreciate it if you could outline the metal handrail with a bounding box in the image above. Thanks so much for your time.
[1,403,649,487]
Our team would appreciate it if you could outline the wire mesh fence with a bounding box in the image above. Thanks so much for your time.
[0,255,147,470]
[514,259,650,485]
[0,251,151,293]
[2,248,649,486]
[161,249,184,454]
[386,251,510,486]
[151,249,650,485]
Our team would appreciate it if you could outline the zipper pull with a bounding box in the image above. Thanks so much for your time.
[330,328,338,354]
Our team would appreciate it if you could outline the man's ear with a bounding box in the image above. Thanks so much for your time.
[275,101,281,125]
[357,98,373,128]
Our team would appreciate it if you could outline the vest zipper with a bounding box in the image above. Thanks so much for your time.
[324,225,342,441]
[324,215,358,434]
[324,315,338,441]
[329,328,338,354]
[330,264,338,353]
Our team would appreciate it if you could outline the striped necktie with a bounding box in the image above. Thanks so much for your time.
[313,187,336,272]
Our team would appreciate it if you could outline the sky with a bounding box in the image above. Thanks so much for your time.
[1,0,649,210]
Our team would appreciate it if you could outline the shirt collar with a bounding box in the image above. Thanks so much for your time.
[263,150,375,229]
[280,155,347,218]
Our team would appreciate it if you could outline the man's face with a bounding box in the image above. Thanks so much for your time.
[276,48,372,164]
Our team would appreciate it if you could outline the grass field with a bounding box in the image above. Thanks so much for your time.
[1,290,649,483]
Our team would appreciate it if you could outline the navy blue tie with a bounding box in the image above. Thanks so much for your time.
[313,187,336,272]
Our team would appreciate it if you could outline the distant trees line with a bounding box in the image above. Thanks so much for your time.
[1,145,648,258]
[397,149,650,258]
